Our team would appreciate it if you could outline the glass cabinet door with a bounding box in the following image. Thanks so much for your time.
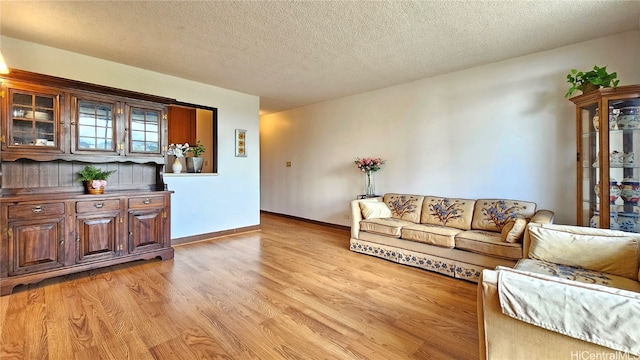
[575,85,640,233]
[608,97,640,232]
[127,104,163,156]
[8,89,59,149]
[579,102,600,228]
[71,96,118,155]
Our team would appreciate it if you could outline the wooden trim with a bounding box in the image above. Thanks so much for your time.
[575,105,583,225]
[173,100,217,112]
[260,210,350,232]
[171,224,261,246]
[2,68,176,104]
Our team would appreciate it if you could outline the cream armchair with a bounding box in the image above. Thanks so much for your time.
[478,223,640,359]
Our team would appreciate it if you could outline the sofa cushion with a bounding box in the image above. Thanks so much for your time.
[455,230,523,260]
[400,223,461,248]
[501,216,528,243]
[515,258,640,293]
[471,199,537,232]
[359,218,415,238]
[383,194,424,223]
[420,196,475,230]
[359,201,392,219]
[528,225,640,280]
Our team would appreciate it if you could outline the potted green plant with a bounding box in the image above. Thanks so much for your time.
[565,65,620,98]
[186,140,206,173]
[77,165,116,194]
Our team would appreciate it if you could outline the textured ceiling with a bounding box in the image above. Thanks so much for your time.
[1,1,639,114]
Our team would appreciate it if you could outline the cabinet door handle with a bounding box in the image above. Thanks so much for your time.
[94,202,104,208]
[143,199,151,205]
[32,206,43,214]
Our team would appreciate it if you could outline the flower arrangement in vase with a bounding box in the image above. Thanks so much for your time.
[77,165,117,194]
[354,157,385,196]
[167,143,189,173]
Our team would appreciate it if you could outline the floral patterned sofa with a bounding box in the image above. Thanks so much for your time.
[349,193,554,282]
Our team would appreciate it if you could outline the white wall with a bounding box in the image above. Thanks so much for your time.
[2,36,261,239]
[260,30,640,226]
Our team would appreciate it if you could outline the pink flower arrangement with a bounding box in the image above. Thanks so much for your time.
[354,157,385,172]
[91,180,107,189]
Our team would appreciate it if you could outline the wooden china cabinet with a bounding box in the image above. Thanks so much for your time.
[571,84,640,232]
[0,69,175,295]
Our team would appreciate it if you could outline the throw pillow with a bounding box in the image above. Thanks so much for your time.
[359,201,392,219]
[501,216,528,243]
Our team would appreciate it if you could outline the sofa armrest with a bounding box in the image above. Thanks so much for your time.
[478,269,626,360]
[350,197,382,239]
[522,209,554,258]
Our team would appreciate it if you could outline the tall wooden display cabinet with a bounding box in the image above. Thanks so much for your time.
[571,84,640,231]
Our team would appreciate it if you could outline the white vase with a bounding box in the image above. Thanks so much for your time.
[172,157,183,173]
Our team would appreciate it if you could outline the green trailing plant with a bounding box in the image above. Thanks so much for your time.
[77,165,116,182]
[188,140,206,157]
[565,65,619,98]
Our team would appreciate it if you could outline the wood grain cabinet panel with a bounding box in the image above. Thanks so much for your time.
[76,211,120,263]
[8,202,65,219]
[128,207,164,253]
[76,199,120,213]
[7,216,66,276]
[129,196,164,209]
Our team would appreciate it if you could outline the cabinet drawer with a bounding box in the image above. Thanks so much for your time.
[129,196,164,209]
[76,199,120,213]
[8,202,65,219]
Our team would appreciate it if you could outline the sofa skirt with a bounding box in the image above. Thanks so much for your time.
[350,236,516,282]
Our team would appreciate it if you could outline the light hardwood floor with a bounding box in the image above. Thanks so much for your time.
[0,212,479,360]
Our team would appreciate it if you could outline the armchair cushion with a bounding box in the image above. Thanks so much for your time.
[515,259,640,293]
[528,226,640,280]
[359,201,392,219]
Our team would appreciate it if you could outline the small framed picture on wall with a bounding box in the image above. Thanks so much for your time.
[235,129,247,157]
